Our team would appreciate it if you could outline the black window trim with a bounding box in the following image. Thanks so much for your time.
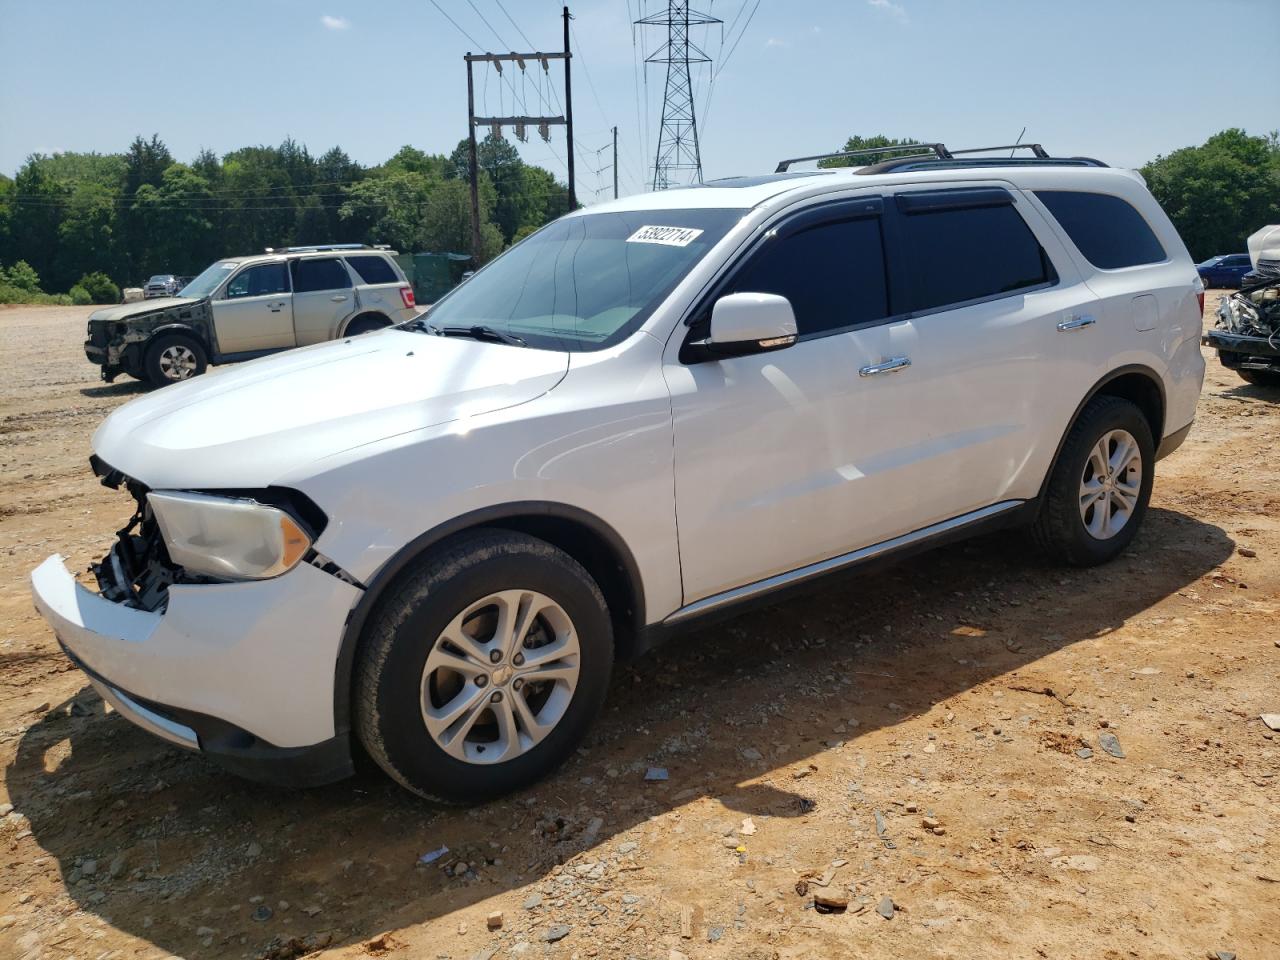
[889,185,1061,319]
[343,253,401,286]
[221,259,292,300]
[291,255,355,293]
[1032,189,1170,273]
[680,195,907,360]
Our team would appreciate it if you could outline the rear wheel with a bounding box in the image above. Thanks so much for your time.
[144,333,207,386]
[1238,368,1280,388]
[354,530,614,803]
[1033,396,1155,566]
[344,314,391,336]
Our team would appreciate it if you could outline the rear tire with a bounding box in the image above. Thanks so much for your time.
[1033,395,1155,567]
[354,530,614,803]
[1238,368,1280,388]
[344,314,391,336]
[144,333,207,386]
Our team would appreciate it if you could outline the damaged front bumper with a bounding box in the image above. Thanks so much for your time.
[1204,278,1280,372]
[29,467,363,787]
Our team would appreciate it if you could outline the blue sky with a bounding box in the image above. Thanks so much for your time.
[1,0,1277,199]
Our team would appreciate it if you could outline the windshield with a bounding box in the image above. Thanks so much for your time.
[179,261,237,299]
[422,208,744,351]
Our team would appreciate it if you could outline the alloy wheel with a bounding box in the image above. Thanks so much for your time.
[1078,428,1142,540]
[421,589,580,764]
[158,344,198,381]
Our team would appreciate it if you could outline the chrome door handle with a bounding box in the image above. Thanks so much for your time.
[1057,314,1095,331]
[858,356,912,377]
[331,294,348,302]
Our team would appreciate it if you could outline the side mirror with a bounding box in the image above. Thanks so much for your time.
[705,292,797,357]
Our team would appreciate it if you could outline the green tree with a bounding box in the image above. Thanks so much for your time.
[78,271,120,303]
[819,134,927,168]
[420,179,502,262]
[339,171,439,251]
[3,259,42,291]
[1141,129,1280,261]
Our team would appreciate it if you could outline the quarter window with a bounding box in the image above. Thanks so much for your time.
[293,257,353,293]
[728,216,890,336]
[225,263,289,299]
[899,202,1053,312]
[1035,190,1166,269]
[345,255,399,284]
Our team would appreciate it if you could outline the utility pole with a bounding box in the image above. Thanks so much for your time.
[462,9,576,254]
[465,56,482,261]
[563,6,576,210]
[636,2,720,190]
[612,126,619,199]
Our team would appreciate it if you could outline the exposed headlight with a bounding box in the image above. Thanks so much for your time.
[148,491,313,580]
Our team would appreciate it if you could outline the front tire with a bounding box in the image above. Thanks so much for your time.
[354,531,614,803]
[144,333,207,386]
[1033,396,1155,566]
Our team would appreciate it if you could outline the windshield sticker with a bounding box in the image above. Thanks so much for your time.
[626,225,705,247]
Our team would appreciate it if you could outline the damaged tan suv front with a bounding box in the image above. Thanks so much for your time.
[85,244,418,386]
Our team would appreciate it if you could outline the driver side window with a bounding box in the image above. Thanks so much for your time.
[226,263,290,299]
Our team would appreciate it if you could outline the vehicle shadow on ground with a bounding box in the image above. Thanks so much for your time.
[5,506,1233,957]
[1221,382,1280,402]
[78,381,150,399]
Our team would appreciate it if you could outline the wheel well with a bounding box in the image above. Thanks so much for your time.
[481,515,642,658]
[342,312,391,335]
[334,504,647,739]
[1093,370,1164,442]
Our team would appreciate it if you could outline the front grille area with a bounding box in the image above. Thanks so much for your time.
[90,462,177,612]
[1256,258,1280,277]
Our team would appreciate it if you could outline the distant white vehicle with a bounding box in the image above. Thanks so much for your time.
[34,143,1205,803]
[143,274,180,298]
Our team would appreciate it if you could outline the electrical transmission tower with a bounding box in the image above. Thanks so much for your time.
[635,2,721,190]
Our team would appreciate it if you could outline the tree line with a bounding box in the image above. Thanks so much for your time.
[1,128,1276,304]
[823,129,1279,262]
[0,134,572,300]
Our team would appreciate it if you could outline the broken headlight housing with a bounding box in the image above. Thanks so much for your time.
[148,491,313,581]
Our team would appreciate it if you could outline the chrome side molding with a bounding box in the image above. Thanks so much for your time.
[665,500,1024,625]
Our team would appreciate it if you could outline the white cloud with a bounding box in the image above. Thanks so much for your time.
[765,37,790,48]
[320,15,350,31]
[867,0,909,24]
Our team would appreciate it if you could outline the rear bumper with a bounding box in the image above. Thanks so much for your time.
[30,554,359,787]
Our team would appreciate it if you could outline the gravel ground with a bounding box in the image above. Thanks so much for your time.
[0,298,1277,960]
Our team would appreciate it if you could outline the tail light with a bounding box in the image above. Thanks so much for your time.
[400,285,415,309]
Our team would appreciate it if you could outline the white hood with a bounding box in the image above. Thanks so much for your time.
[93,329,568,489]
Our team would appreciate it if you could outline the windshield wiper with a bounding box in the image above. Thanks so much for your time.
[431,324,527,347]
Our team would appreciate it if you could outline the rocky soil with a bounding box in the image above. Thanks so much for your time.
[1,298,1277,960]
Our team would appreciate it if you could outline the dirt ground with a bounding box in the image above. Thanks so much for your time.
[0,297,1276,960]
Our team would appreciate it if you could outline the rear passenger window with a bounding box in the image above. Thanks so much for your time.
[226,263,289,298]
[899,200,1053,312]
[729,216,889,336]
[345,255,399,284]
[1035,191,1166,269]
[293,257,353,293]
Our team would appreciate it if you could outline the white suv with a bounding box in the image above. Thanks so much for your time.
[32,144,1205,802]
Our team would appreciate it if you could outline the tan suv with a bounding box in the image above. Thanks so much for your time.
[85,244,418,386]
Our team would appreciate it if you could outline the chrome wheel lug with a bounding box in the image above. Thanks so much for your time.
[513,652,525,666]
[475,675,488,687]
[513,678,524,691]
[490,691,503,703]
[489,649,502,664]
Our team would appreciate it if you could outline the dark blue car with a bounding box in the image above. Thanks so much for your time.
[1197,253,1253,288]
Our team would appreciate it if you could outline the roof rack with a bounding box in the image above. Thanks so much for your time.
[263,243,376,254]
[775,142,1106,174]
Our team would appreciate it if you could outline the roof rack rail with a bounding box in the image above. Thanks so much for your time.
[263,243,374,254]
[775,143,950,173]
[775,142,1107,174]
